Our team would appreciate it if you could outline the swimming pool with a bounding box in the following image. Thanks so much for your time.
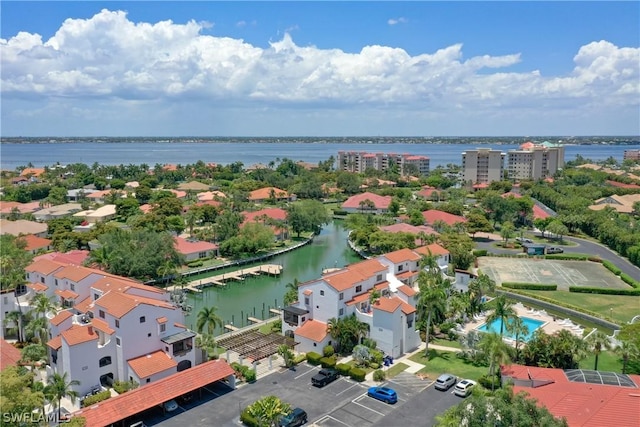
[477,316,544,342]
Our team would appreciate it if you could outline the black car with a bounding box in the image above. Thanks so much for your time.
[279,408,307,427]
[311,368,339,387]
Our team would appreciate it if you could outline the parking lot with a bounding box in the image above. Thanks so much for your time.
[148,363,461,427]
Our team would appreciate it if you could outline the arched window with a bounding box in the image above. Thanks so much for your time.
[177,360,192,372]
[99,356,112,367]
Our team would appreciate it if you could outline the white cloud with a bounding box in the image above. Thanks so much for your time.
[1,9,638,135]
[388,17,408,26]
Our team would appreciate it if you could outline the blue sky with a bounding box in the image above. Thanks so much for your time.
[1,1,639,136]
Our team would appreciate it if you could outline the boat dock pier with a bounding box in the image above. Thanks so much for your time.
[166,264,283,293]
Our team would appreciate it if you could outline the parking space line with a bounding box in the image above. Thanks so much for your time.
[294,367,318,380]
[351,396,386,416]
[336,382,360,396]
[314,415,352,426]
[201,386,220,397]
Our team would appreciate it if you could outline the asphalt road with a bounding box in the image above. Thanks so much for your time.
[146,364,460,427]
[474,234,640,280]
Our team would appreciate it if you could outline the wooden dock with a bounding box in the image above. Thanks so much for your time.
[247,317,262,324]
[166,264,283,293]
[224,324,239,331]
[269,309,281,315]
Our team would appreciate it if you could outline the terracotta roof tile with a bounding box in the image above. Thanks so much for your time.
[74,360,235,427]
[242,208,287,223]
[421,209,467,226]
[372,297,403,313]
[90,276,163,294]
[61,325,98,346]
[396,270,417,280]
[322,259,388,293]
[294,320,328,342]
[173,237,217,255]
[346,292,370,306]
[399,301,416,315]
[74,297,92,313]
[25,259,65,275]
[397,284,416,297]
[47,335,62,350]
[91,318,115,335]
[55,289,79,300]
[50,310,74,326]
[415,243,450,257]
[382,248,422,264]
[156,317,168,324]
[379,223,439,236]
[1,339,22,370]
[342,192,392,210]
[249,187,289,201]
[27,282,48,292]
[34,250,90,265]
[128,350,177,379]
[18,234,52,251]
[54,265,98,282]
[303,289,313,296]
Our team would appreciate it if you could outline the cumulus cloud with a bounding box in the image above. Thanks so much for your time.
[0,9,638,135]
[388,17,408,25]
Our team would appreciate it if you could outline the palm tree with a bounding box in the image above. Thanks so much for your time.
[614,340,639,374]
[277,344,294,368]
[484,295,517,336]
[47,372,80,421]
[196,306,223,336]
[31,293,55,320]
[327,317,345,353]
[348,315,370,346]
[20,343,46,382]
[417,269,448,357]
[478,332,511,391]
[468,273,495,307]
[195,333,217,361]
[4,311,25,343]
[25,316,49,345]
[507,316,530,362]
[285,278,299,293]
[247,395,291,427]
[586,330,612,370]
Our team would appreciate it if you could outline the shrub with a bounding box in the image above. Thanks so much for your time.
[473,249,488,257]
[187,260,204,267]
[240,408,259,427]
[569,286,640,296]
[369,349,384,365]
[336,363,351,376]
[545,254,589,260]
[112,380,138,394]
[271,319,282,333]
[320,357,336,369]
[588,256,603,263]
[349,367,366,382]
[602,260,622,275]
[373,369,386,382]
[502,282,557,291]
[306,351,323,365]
[362,337,377,349]
[620,273,640,288]
[478,374,501,390]
[323,345,335,358]
[369,362,379,370]
[81,390,111,407]
[293,354,307,365]
[244,369,257,383]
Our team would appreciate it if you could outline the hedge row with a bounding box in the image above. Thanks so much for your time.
[502,282,557,291]
[472,249,488,257]
[306,351,323,365]
[231,362,256,382]
[602,260,622,276]
[320,357,336,369]
[81,390,111,407]
[240,408,259,427]
[349,367,366,382]
[544,254,590,261]
[503,289,610,321]
[336,363,351,376]
[620,273,640,288]
[293,354,307,365]
[569,286,640,296]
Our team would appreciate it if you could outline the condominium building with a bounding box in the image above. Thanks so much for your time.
[337,151,430,176]
[507,142,565,181]
[624,150,640,161]
[461,148,506,184]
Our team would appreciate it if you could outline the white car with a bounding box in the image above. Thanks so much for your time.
[453,379,476,397]
[162,399,179,412]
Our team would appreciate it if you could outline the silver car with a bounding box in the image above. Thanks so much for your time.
[434,373,457,391]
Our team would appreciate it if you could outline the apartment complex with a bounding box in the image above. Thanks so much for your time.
[507,142,565,180]
[7,258,196,397]
[337,151,430,176]
[624,149,640,161]
[281,245,450,358]
[461,148,506,185]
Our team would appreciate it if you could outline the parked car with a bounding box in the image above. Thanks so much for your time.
[279,407,308,427]
[546,247,564,254]
[453,379,476,397]
[162,399,179,412]
[367,386,398,404]
[434,373,457,391]
[178,392,193,404]
[311,368,339,387]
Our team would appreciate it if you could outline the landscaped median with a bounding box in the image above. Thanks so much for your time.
[409,348,487,383]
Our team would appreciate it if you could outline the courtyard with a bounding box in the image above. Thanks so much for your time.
[477,258,629,291]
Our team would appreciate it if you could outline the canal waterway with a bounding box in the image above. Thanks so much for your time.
[184,220,360,334]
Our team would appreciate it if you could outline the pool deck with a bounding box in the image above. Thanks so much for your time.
[462,302,584,342]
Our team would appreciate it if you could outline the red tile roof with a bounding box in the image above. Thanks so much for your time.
[379,223,439,236]
[416,186,442,199]
[242,208,287,223]
[606,180,640,189]
[397,284,416,297]
[74,297,92,313]
[91,318,115,335]
[414,243,450,257]
[54,265,100,282]
[18,234,51,251]
[55,289,79,300]
[27,282,48,292]
[248,187,289,201]
[173,237,217,255]
[94,291,174,319]
[341,192,392,210]
[421,209,467,226]
[303,289,312,296]
[323,259,387,292]
[373,296,416,315]
[34,250,90,265]
[502,364,640,427]
[1,339,22,370]
[532,204,551,220]
[382,248,422,264]
[61,325,98,346]
[47,335,62,350]
[346,292,370,306]
[156,317,168,324]
[128,350,177,379]
[294,320,328,342]
[25,259,65,275]
[20,168,45,177]
[74,360,235,427]
[50,310,73,326]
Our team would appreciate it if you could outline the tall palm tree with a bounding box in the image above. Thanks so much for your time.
[31,293,55,320]
[614,340,639,374]
[195,333,217,361]
[4,311,25,343]
[586,330,612,370]
[285,278,299,293]
[468,273,496,307]
[507,316,530,362]
[417,269,448,357]
[47,372,80,421]
[484,295,517,336]
[196,306,223,336]
[247,395,291,427]
[25,316,49,345]
[20,343,46,382]
[327,317,346,353]
[478,332,511,391]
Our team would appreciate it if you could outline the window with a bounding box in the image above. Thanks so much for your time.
[339,292,344,300]
[398,265,403,272]
[99,356,112,367]
[99,310,105,318]
[116,337,121,346]
[146,378,151,383]
[40,277,45,283]
[2,296,7,304]
[94,293,100,300]
[70,283,75,291]
[339,308,344,316]
[115,320,119,328]
[376,274,382,281]
[304,297,309,305]
[55,279,58,287]
[198,251,207,259]
[355,285,362,293]
[320,290,324,296]
[147,333,151,337]
[160,324,166,333]
[140,316,146,323]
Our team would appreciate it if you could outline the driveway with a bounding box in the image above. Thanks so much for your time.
[149,363,460,427]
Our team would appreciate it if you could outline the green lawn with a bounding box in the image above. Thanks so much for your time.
[431,338,462,349]
[385,362,409,378]
[410,349,488,381]
[520,290,638,325]
[579,351,623,373]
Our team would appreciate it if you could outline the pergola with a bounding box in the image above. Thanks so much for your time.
[217,330,296,361]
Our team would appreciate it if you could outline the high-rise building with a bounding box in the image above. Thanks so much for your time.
[461,148,506,184]
[507,142,565,181]
[337,151,430,175]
